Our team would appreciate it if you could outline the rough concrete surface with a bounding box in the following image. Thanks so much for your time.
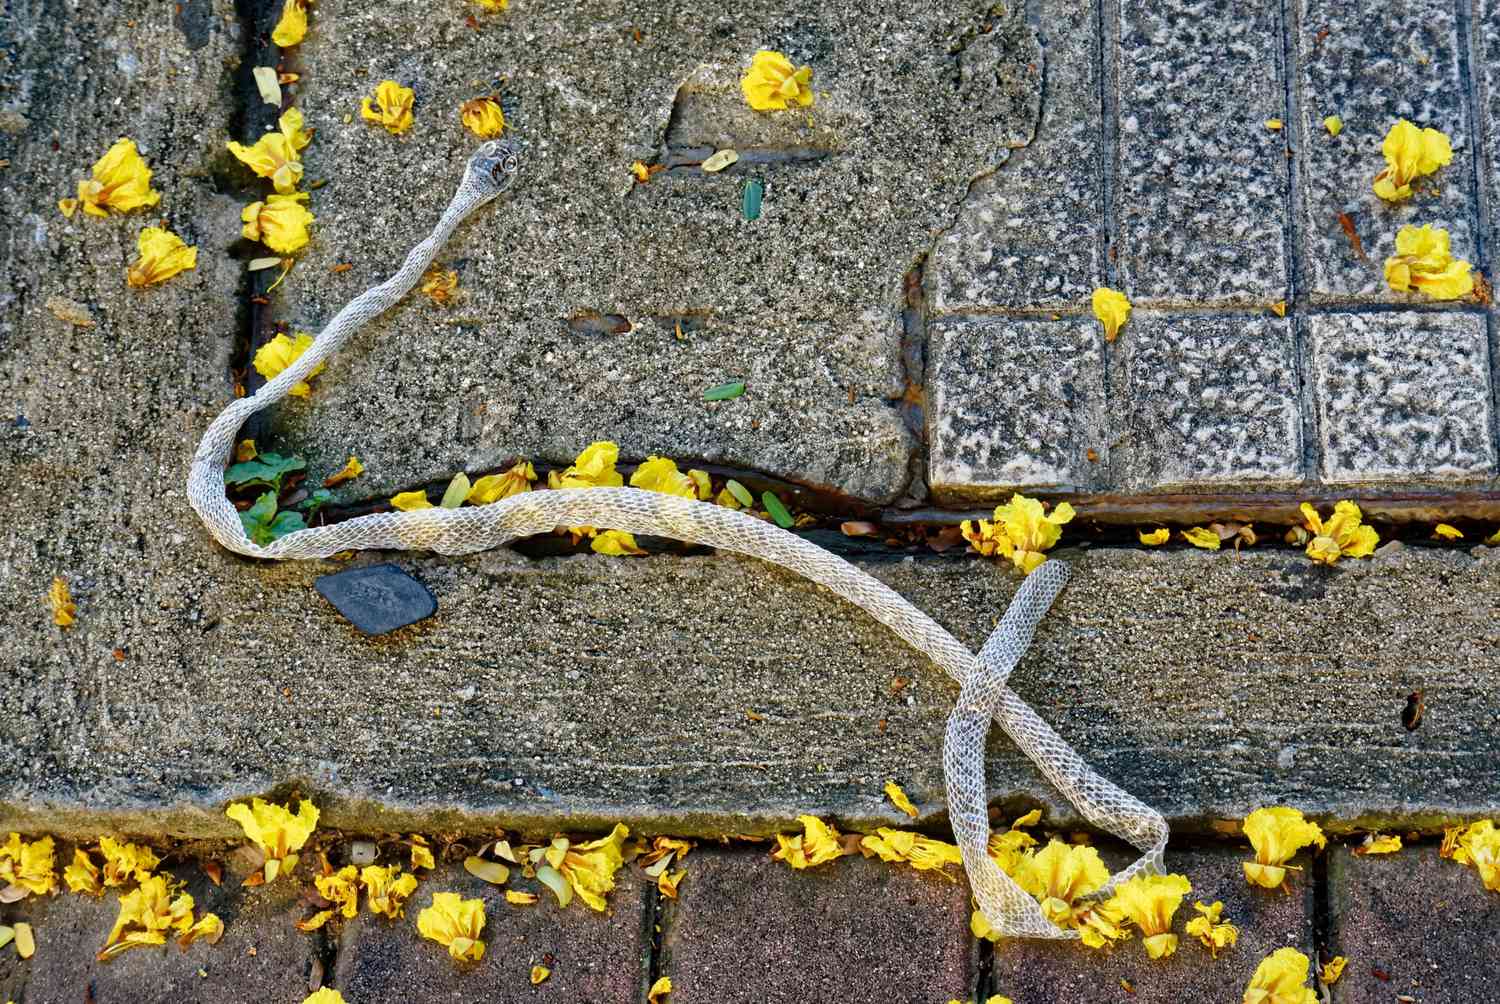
[660,848,976,1004]
[1327,844,1500,1004]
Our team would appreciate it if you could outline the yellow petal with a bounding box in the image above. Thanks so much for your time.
[417,892,487,962]
[1323,115,1343,137]
[421,267,459,306]
[1245,947,1318,1004]
[324,456,365,488]
[49,576,77,627]
[505,890,538,905]
[531,965,550,984]
[656,868,687,899]
[648,976,673,1004]
[1182,527,1221,550]
[772,816,848,870]
[15,922,34,959]
[1485,527,1500,546]
[741,50,816,111]
[270,0,310,47]
[1320,955,1348,985]
[64,848,103,896]
[883,780,919,818]
[252,332,325,396]
[1356,833,1403,855]
[127,227,198,288]
[464,856,510,885]
[1265,118,1283,130]
[1091,287,1131,341]
[74,138,162,217]
[591,529,644,556]
[1434,523,1463,540]
[460,97,506,139]
[361,79,414,135]
[242,192,315,254]
[1138,528,1170,546]
[630,456,699,499]
[467,461,536,504]
[390,490,434,511]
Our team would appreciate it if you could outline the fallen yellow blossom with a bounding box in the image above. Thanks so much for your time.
[127,227,198,288]
[1319,955,1348,985]
[1014,839,1110,931]
[986,817,1040,878]
[505,890,538,905]
[648,976,672,1004]
[390,490,434,511]
[1374,119,1452,201]
[0,833,56,897]
[362,80,415,135]
[472,0,508,8]
[772,815,847,870]
[961,493,1075,575]
[253,332,325,397]
[463,855,509,885]
[324,456,364,488]
[1434,523,1463,539]
[99,874,197,959]
[179,911,224,948]
[1323,115,1343,137]
[859,828,962,877]
[1244,947,1319,1004]
[317,864,360,919]
[418,891,486,961]
[271,0,311,47]
[1138,528,1169,546]
[531,965,550,984]
[1184,900,1238,957]
[461,97,505,138]
[657,868,687,898]
[1111,873,1192,958]
[549,441,642,555]
[62,138,161,218]
[303,991,349,1004]
[468,462,536,503]
[1181,527,1221,550]
[421,267,459,306]
[1448,819,1500,891]
[1354,833,1402,855]
[360,864,419,918]
[741,50,815,111]
[242,192,315,254]
[1091,287,1131,341]
[554,824,630,911]
[591,529,646,556]
[225,797,319,883]
[1384,224,1474,300]
[1242,807,1325,889]
[227,108,312,193]
[99,837,160,887]
[49,576,76,627]
[64,848,103,896]
[1299,500,1378,565]
[883,780,919,818]
[630,456,710,500]
[1075,898,1131,950]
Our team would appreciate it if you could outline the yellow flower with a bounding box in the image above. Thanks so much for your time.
[1111,873,1192,958]
[960,493,1075,574]
[316,865,360,919]
[460,97,505,139]
[553,441,625,489]
[227,108,313,193]
[99,874,197,959]
[99,837,160,886]
[1355,833,1402,855]
[64,848,103,896]
[469,461,536,504]
[410,835,436,871]
[271,0,311,46]
[418,892,487,961]
[1075,898,1131,950]
[630,456,701,499]
[49,576,76,627]
[1242,807,1325,889]
[555,823,630,912]
[360,865,419,918]
[324,456,365,488]
[67,138,162,218]
[1014,840,1110,930]
[859,828,962,877]
[1323,115,1343,136]
[1299,501,1378,565]
[1384,224,1474,300]
[241,192,315,254]
[253,332,325,397]
[127,227,198,288]
[1244,947,1319,1004]
[303,991,349,1004]
[1320,956,1348,985]
[1182,527,1221,550]
[772,815,847,870]
[1449,819,1500,891]
[1184,900,1239,957]
[224,797,319,882]
[391,490,434,511]
[1373,119,1452,201]
[361,80,415,135]
[421,267,459,306]
[648,976,672,1004]
[883,780,919,818]
[1138,528,1170,546]
[1091,287,1131,341]
[986,818,1040,877]
[0,833,56,897]
[742,50,814,111]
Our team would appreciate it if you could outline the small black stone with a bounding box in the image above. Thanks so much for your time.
[315,563,436,636]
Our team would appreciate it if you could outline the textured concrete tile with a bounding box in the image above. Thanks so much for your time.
[1115,0,1289,306]
[1295,0,1479,302]
[1113,314,1304,490]
[12,861,319,1004]
[1328,844,1500,1004]
[661,848,975,1004]
[1308,311,1495,484]
[989,846,1315,1004]
[926,316,1108,500]
[334,863,649,1004]
[930,0,1104,313]
[1477,0,1500,273]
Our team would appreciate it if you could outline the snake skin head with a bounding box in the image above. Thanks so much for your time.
[469,139,522,195]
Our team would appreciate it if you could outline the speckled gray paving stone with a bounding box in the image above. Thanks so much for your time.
[1327,845,1500,1004]
[1114,0,1289,306]
[1112,314,1304,490]
[926,316,1107,501]
[929,0,1104,314]
[660,848,975,1004]
[334,863,649,1004]
[988,846,1315,1004]
[9,859,320,1004]
[1294,0,1479,302]
[265,1,1042,503]
[1473,0,1500,278]
[1308,311,1495,484]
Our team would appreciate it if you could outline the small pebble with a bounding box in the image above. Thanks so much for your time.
[349,840,377,866]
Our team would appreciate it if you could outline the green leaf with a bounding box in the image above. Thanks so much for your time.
[297,488,334,515]
[240,491,279,545]
[761,490,794,529]
[725,479,754,507]
[703,381,746,401]
[225,452,306,490]
[440,472,471,509]
[267,511,307,540]
[742,178,763,221]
